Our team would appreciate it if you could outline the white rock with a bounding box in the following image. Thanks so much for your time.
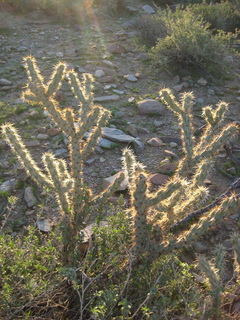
[142,5,155,14]
[125,74,138,82]
[24,186,37,207]
[94,70,105,78]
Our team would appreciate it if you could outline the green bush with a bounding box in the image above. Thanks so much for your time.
[189,0,240,32]
[149,7,237,76]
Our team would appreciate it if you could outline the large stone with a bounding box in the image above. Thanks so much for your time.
[142,5,155,14]
[0,78,12,86]
[138,99,166,115]
[102,127,135,143]
[107,43,127,54]
[24,186,37,207]
[94,95,120,102]
[102,172,128,191]
[148,173,169,185]
[0,179,16,192]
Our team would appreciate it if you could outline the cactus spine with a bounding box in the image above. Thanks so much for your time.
[1,57,124,265]
[122,89,238,261]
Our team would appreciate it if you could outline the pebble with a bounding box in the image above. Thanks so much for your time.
[37,219,51,232]
[94,95,120,102]
[94,70,105,78]
[125,74,138,82]
[36,133,49,140]
[148,173,169,185]
[24,186,37,207]
[0,179,16,192]
[169,142,178,148]
[197,77,207,86]
[142,5,155,14]
[56,52,64,58]
[0,78,12,86]
[147,137,163,147]
[138,99,166,115]
[25,140,41,147]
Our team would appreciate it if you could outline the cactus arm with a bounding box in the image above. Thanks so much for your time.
[1,123,52,189]
[46,63,65,97]
[91,172,125,207]
[76,106,103,139]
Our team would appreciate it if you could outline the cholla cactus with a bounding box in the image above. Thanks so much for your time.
[122,89,238,261]
[1,57,124,265]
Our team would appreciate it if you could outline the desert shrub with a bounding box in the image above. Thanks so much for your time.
[135,13,167,47]
[189,0,240,32]
[149,7,237,76]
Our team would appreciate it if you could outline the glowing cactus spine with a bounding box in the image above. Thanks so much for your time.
[122,89,238,261]
[1,57,124,265]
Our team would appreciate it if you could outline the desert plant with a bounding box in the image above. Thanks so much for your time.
[149,7,237,76]
[1,57,124,266]
[121,88,237,261]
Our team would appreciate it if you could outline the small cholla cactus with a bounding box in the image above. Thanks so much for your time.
[1,57,124,265]
[121,89,238,261]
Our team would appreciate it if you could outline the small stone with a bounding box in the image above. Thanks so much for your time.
[13,97,25,104]
[154,120,164,128]
[147,137,163,147]
[173,75,180,84]
[158,163,176,174]
[54,148,68,157]
[173,84,183,92]
[56,52,64,58]
[142,4,155,14]
[138,127,150,134]
[163,150,178,160]
[102,127,135,143]
[102,60,118,68]
[37,133,49,140]
[29,110,40,118]
[17,46,28,52]
[47,128,61,136]
[0,179,16,192]
[126,124,138,137]
[100,157,106,163]
[37,219,51,232]
[197,77,207,86]
[24,186,37,207]
[169,142,178,148]
[25,210,35,216]
[125,74,138,82]
[78,67,87,73]
[85,157,96,165]
[94,69,105,78]
[0,78,12,86]
[98,76,115,83]
[148,173,169,185]
[95,146,104,154]
[138,99,166,115]
[107,43,127,54]
[94,95,120,102]
[133,139,145,153]
[113,89,125,95]
[25,140,40,147]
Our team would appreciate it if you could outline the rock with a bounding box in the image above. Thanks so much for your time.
[173,84,183,92]
[36,133,49,140]
[154,120,164,128]
[25,140,41,147]
[78,66,87,73]
[94,69,105,78]
[13,97,25,104]
[100,157,106,163]
[47,128,61,136]
[147,137,163,147]
[98,138,118,149]
[169,142,178,148]
[24,186,37,207]
[125,74,138,82]
[37,219,51,232]
[173,75,180,84]
[126,124,138,137]
[148,173,169,185]
[102,60,118,68]
[85,157,96,165]
[0,179,16,192]
[107,43,127,54]
[142,5,155,14]
[17,46,28,52]
[158,163,176,174]
[56,52,64,58]
[138,127,150,134]
[197,77,207,86]
[133,139,145,153]
[29,110,40,118]
[138,99,166,115]
[54,148,68,157]
[98,76,115,83]
[94,95,120,102]
[113,89,124,95]
[163,150,179,160]
[0,78,12,86]
[103,172,128,191]
[102,127,135,143]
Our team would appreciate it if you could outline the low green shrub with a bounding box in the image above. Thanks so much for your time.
[189,0,240,32]
[149,7,237,76]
